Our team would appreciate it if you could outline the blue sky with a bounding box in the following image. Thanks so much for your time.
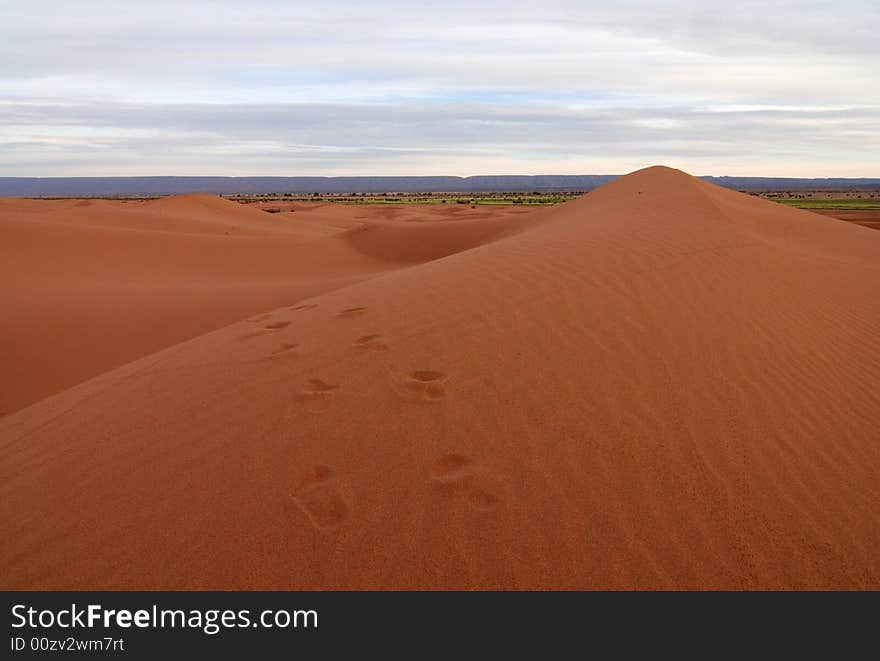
[2,0,878,176]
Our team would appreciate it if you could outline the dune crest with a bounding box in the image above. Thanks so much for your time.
[2,166,878,589]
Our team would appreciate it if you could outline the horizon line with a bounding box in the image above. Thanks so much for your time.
[4,173,880,180]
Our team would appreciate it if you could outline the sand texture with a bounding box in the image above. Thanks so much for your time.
[1,167,878,589]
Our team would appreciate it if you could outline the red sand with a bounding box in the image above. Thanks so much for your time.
[814,209,880,231]
[1,167,878,589]
[0,195,532,415]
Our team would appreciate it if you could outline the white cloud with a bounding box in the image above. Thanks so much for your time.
[1,1,878,175]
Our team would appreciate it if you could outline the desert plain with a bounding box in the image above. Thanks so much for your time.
[1,166,878,589]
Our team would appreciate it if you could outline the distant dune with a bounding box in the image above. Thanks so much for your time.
[1,166,878,589]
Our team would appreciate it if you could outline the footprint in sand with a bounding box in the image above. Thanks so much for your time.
[337,307,367,319]
[269,342,299,357]
[237,319,291,341]
[407,370,447,400]
[353,334,389,351]
[429,453,500,512]
[430,453,474,482]
[466,489,500,512]
[296,379,338,414]
[293,465,348,532]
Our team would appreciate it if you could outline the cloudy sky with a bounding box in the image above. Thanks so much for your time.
[2,0,878,176]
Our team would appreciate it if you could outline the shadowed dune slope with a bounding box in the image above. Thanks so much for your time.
[1,166,878,589]
[340,211,539,262]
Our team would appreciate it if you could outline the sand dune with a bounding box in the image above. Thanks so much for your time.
[1,166,878,589]
[0,195,531,415]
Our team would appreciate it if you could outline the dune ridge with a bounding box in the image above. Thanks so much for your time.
[1,166,878,589]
